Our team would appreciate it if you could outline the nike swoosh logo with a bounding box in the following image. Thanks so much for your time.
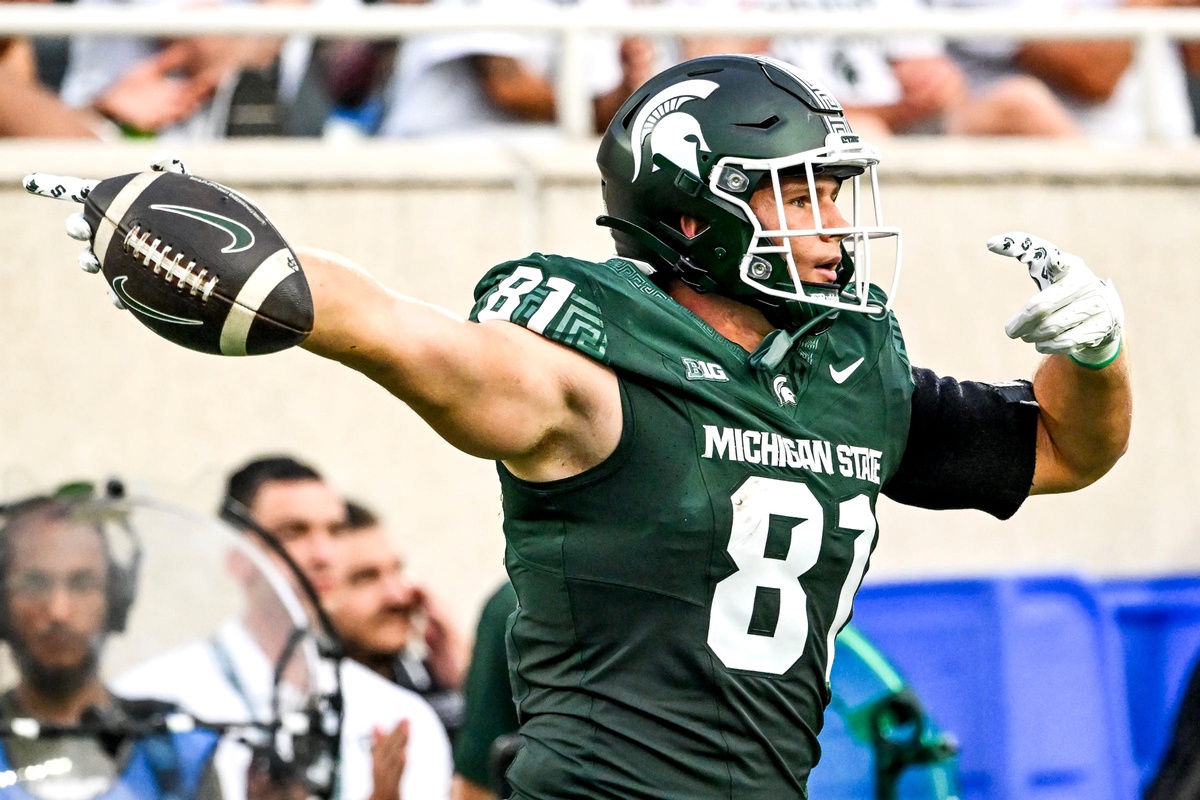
[150,204,255,254]
[829,357,865,384]
[111,276,204,326]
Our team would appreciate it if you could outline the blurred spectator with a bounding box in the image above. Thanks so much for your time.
[0,0,104,137]
[1182,38,1200,131]
[376,0,655,139]
[58,0,342,138]
[116,455,453,800]
[674,0,1079,137]
[324,500,468,742]
[0,491,224,799]
[30,0,72,93]
[928,0,1196,142]
[451,581,518,800]
[318,0,425,136]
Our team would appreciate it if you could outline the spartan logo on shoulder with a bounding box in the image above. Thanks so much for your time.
[630,79,720,182]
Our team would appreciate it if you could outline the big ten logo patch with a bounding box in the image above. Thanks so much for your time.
[683,357,729,382]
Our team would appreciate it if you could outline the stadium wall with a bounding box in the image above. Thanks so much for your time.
[0,138,1194,627]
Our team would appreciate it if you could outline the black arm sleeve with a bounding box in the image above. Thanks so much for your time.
[882,367,1039,520]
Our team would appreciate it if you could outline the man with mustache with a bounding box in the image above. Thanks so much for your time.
[0,491,222,800]
[324,502,467,742]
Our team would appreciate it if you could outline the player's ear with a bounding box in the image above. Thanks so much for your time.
[680,216,708,239]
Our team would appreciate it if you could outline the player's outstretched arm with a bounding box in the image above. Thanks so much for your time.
[23,162,621,482]
[293,247,621,480]
[987,232,1132,494]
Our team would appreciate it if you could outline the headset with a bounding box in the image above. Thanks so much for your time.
[0,479,143,641]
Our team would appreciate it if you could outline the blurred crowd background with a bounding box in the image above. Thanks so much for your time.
[3,0,1200,145]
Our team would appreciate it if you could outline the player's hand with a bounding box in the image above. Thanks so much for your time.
[987,231,1124,368]
[23,157,189,309]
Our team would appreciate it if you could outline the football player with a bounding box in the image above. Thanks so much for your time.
[29,54,1129,800]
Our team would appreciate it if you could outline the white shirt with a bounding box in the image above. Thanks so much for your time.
[113,620,452,800]
[668,0,944,107]
[378,0,624,139]
[769,0,944,107]
[927,0,1194,142]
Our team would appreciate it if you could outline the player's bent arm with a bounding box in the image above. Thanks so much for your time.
[1028,347,1132,495]
[985,231,1130,496]
[295,247,622,481]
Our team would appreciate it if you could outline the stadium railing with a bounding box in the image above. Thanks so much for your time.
[0,5,1199,140]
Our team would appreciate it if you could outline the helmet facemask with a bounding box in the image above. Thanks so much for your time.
[596,54,906,335]
[709,130,903,322]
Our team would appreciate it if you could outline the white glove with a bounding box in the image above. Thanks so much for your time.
[987,231,1124,369]
[24,157,189,310]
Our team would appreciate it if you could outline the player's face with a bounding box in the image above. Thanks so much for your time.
[325,527,418,658]
[748,174,848,285]
[5,520,108,680]
[250,479,347,595]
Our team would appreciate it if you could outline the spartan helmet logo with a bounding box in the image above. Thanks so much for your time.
[773,376,797,406]
[630,79,720,182]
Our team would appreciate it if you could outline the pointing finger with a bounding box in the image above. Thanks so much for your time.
[23,173,99,204]
[985,232,1023,257]
[987,230,1069,291]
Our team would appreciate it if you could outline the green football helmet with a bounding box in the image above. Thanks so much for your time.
[597,54,902,332]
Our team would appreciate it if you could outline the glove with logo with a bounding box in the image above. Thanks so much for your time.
[25,157,190,310]
[986,231,1124,369]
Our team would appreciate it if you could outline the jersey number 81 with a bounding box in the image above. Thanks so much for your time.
[708,476,876,678]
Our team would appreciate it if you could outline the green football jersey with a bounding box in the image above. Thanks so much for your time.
[469,254,915,800]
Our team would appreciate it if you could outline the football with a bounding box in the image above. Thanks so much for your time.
[82,171,313,356]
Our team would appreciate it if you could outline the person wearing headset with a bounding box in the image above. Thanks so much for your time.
[113,457,453,800]
[0,489,223,800]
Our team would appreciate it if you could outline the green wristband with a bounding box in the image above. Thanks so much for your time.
[1069,337,1122,370]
